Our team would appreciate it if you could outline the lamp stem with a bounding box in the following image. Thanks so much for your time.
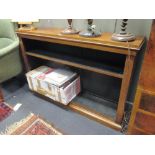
[120,19,128,34]
[67,19,72,29]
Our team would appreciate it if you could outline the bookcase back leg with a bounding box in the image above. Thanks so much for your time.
[19,37,31,72]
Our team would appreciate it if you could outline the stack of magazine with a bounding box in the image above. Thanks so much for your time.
[26,66,81,105]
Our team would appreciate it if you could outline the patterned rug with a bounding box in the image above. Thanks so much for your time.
[3,113,63,135]
[0,102,13,122]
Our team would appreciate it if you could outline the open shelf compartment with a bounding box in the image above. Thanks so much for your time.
[23,38,125,79]
[26,50,123,78]
[71,91,117,120]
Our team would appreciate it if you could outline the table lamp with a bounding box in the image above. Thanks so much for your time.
[12,19,39,31]
[79,19,101,37]
[111,19,135,42]
[61,19,79,34]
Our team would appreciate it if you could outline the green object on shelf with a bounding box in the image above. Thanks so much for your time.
[0,19,22,83]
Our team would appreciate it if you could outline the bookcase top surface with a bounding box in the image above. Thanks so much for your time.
[17,28,145,53]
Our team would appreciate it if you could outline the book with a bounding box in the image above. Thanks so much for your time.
[45,68,77,87]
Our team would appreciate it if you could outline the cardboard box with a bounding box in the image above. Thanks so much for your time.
[26,66,81,105]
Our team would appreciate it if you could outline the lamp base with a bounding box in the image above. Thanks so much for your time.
[18,25,36,31]
[111,33,135,42]
[79,30,101,38]
[61,28,79,34]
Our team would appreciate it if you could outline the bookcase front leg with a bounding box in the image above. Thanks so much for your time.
[19,37,31,72]
[116,55,135,124]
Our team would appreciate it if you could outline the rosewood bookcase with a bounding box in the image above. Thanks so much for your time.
[17,28,144,131]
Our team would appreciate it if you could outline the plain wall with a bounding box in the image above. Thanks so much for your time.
[35,19,152,104]
[36,19,152,39]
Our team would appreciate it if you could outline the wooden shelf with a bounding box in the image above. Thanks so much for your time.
[69,95,121,131]
[26,50,123,78]
[131,126,152,135]
[17,28,145,56]
[69,92,121,130]
[138,109,155,118]
[68,92,121,131]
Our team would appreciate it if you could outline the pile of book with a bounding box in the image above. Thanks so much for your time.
[26,66,81,105]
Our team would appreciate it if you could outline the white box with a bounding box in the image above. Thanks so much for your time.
[26,66,81,105]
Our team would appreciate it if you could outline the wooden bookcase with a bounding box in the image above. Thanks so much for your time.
[17,28,144,131]
[128,20,155,134]
[128,87,155,134]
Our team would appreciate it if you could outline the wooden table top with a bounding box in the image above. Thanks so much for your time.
[17,28,145,54]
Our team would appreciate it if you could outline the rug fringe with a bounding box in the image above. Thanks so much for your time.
[1,113,34,135]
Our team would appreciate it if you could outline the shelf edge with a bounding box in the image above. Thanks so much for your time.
[69,102,121,131]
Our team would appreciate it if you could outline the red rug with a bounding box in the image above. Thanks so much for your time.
[0,102,13,122]
[3,113,63,135]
